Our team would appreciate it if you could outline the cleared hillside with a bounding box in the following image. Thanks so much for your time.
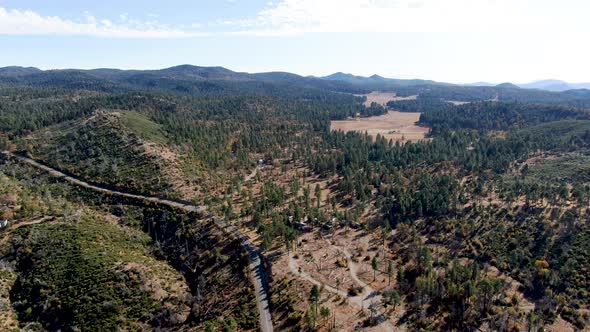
[0,157,259,331]
[24,110,202,199]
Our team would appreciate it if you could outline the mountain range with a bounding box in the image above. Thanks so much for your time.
[518,79,590,92]
[0,65,588,95]
[465,79,590,91]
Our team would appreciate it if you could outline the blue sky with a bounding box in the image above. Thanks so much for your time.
[1,0,589,83]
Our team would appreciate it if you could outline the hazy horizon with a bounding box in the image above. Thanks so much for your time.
[1,0,589,84]
[4,64,588,86]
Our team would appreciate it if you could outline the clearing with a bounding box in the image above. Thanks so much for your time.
[356,92,418,107]
[331,111,429,142]
[446,100,471,105]
[272,229,405,331]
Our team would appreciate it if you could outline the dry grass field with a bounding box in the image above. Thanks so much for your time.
[331,111,429,142]
[356,92,417,107]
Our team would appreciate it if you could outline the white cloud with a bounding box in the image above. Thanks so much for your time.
[1,1,587,40]
[0,7,207,38]
[231,0,589,36]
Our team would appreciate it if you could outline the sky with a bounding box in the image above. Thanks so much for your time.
[0,0,589,83]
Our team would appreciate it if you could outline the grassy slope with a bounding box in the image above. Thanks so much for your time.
[120,110,168,145]
[0,170,191,331]
[25,110,176,197]
[526,154,590,183]
[9,216,191,331]
[0,160,258,331]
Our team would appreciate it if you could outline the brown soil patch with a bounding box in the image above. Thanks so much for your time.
[271,229,406,331]
[485,266,535,314]
[121,261,191,324]
[331,111,429,142]
[545,317,577,332]
[141,142,202,200]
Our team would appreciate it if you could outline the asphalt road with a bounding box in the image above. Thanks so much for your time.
[2,151,274,332]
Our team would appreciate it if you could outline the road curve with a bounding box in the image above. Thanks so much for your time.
[2,151,274,332]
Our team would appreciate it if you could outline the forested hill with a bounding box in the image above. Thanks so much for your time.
[0,65,364,95]
[413,101,590,133]
[2,66,590,106]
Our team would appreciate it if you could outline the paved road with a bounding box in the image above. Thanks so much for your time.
[2,151,274,332]
[213,218,273,332]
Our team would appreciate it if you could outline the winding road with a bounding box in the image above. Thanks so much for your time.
[1,151,274,332]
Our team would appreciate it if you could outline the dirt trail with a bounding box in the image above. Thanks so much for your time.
[2,151,274,332]
[244,165,261,182]
[330,244,380,300]
[0,216,54,247]
[288,241,396,331]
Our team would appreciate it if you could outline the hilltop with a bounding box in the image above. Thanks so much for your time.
[23,110,202,199]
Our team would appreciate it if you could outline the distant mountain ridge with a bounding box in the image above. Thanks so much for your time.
[321,71,445,87]
[496,82,520,89]
[464,82,496,87]
[0,65,589,97]
[0,66,42,77]
[518,79,590,92]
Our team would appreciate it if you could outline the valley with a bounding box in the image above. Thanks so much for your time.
[0,65,589,331]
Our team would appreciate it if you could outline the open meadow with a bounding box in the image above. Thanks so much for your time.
[356,92,418,107]
[331,111,429,142]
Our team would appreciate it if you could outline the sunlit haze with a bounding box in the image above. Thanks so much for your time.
[0,0,589,83]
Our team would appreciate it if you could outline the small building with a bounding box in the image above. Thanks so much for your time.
[294,222,311,232]
[349,222,362,230]
[258,157,274,166]
[0,220,8,229]
[322,221,334,230]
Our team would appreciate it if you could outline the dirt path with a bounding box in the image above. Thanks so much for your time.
[2,151,274,332]
[330,244,380,301]
[0,216,54,247]
[288,244,395,331]
[328,242,395,330]
[2,152,207,214]
[289,254,349,299]
[244,165,261,182]
[7,216,53,230]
